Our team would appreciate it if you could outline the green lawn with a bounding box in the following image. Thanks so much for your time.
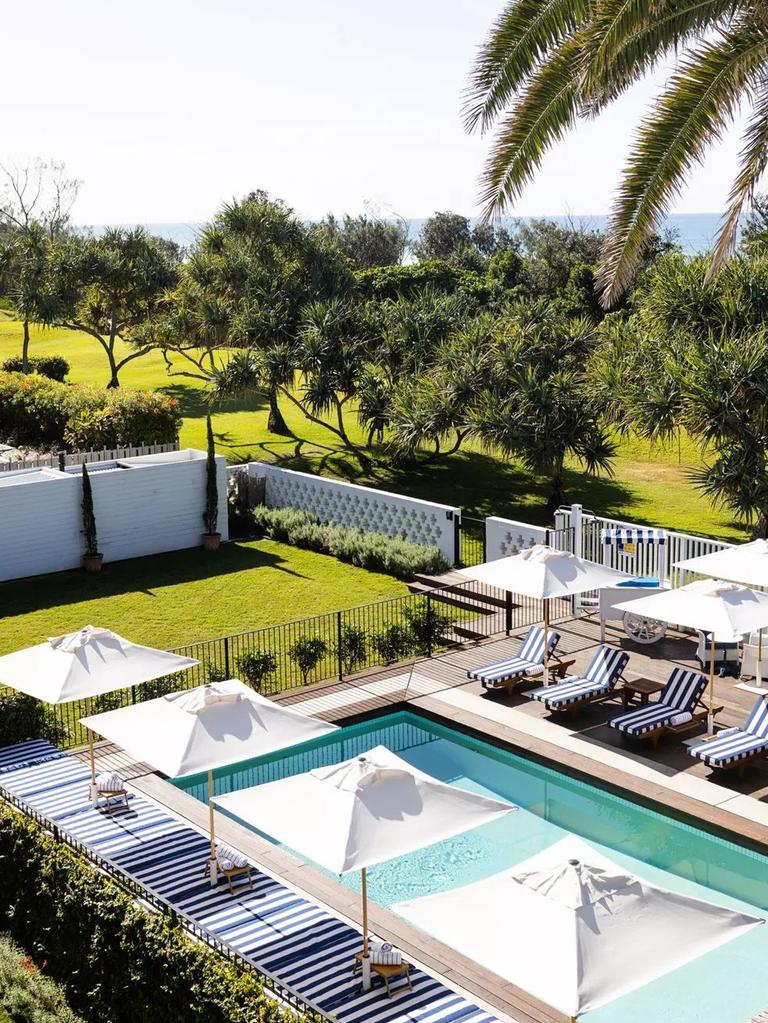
[0,538,406,656]
[0,319,748,542]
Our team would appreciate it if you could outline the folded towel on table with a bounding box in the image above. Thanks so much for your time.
[215,842,249,871]
[669,711,693,727]
[369,938,402,966]
[95,772,125,792]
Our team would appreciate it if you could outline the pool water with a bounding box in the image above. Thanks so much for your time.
[175,711,768,1022]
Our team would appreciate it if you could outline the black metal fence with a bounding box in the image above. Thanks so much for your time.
[458,515,486,567]
[21,580,546,751]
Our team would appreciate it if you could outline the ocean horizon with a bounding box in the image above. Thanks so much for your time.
[77,212,734,256]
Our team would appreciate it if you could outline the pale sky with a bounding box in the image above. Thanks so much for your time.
[0,0,752,224]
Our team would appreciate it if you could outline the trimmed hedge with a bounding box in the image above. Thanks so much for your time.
[0,803,298,1023]
[0,934,84,1023]
[1,355,70,381]
[0,371,181,451]
[354,260,490,302]
[251,506,449,579]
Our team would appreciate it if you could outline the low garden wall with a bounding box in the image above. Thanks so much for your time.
[484,516,547,560]
[239,462,460,564]
[0,449,229,582]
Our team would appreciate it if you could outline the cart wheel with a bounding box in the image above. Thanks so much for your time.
[623,612,667,644]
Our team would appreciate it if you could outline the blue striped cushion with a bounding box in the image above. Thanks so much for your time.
[690,731,768,767]
[468,626,560,686]
[609,668,707,736]
[744,696,768,738]
[530,647,629,709]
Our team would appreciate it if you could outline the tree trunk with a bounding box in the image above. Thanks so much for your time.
[753,513,768,540]
[21,320,30,372]
[267,388,291,435]
[547,460,567,511]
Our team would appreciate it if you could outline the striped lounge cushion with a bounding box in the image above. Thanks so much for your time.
[690,697,768,766]
[468,626,560,686]
[609,668,707,736]
[530,647,629,709]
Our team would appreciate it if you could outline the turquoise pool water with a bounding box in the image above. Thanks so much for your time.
[175,711,768,1022]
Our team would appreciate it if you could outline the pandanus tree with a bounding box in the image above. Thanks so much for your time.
[468,0,768,305]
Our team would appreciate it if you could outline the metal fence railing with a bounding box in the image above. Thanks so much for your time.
[458,516,486,567]
[10,581,546,752]
[0,441,180,473]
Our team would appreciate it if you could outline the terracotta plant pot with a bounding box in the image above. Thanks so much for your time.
[83,552,104,573]
[202,532,221,552]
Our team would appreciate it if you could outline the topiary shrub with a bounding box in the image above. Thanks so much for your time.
[0,693,68,748]
[237,651,277,691]
[1,355,70,381]
[0,935,84,1023]
[288,636,328,685]
[371,624,413,664]
[402,601,452,654]
[336,625,368,675]
[251,506,449,579]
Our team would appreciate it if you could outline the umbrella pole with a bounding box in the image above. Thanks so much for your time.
[543,599,550,686]
[85,697,96,802]
[708,635,716,733]
[207,769,217,887]
[757,628,764,689]
[360,867,371,991]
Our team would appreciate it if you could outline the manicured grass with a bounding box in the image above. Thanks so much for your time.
[0,539,406,656]
[0,320,748,542]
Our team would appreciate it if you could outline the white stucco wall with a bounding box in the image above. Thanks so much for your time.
[243,462,459,563]
[485,516,548,561]
[0,449,228,582]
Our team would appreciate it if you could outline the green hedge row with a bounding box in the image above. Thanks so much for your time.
[1,355,70,381]
[0,371,181,451]
[251,505,449,579]
[0,803,299,1023]
[0,934,84,1023]
[354,260,490,301]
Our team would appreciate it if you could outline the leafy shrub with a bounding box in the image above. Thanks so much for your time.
[0,935,84,1023]
[237,651,277,691]
[1,355,70,381]
[0,371,181,451]
[0,693,67,748]
[402,602,452,654]
[371,624,413,664]
[336,625,367,675]
[251,506,449,580]
[355,260,490,302]
[288,637,328,684]
[0,805,291,1023]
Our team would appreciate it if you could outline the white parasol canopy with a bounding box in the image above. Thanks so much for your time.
[457,545,632,599]
[80,678,337,778]
[0,625,199,704]
[614,580,768,726]
[394,836,763,1020]
[81,678,338,881]
[674,540,768,589]
[213,744,515,985]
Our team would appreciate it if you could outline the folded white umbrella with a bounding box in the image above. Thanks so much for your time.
[0,625,199,783]
[394,836,763,1020]
[214,743,515,986]
[82,678,338,879]
[458,546,632,669]
[614,580,768,727]
[675,540,768,686]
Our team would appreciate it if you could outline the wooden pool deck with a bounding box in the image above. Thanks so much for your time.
[80,612,768,1023]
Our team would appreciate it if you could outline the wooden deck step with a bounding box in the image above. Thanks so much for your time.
[407,581,498,615]
[450,623,489,642]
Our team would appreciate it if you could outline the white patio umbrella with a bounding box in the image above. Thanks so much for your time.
[458,545,632,672]
[0,625,199,785]
[213,744,515,988]
[614,580,768,729]
[675,540,768,686]
[394,836,763,1021]
[81,678,338,881]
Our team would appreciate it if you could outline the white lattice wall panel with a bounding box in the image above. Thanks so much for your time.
[243,462,459,563]
[485,516,547,561]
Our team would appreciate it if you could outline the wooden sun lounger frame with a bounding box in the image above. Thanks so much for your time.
[628,698,724,750]
[544,668,630,717]
[484,654,576,697]
[694,731,768,778]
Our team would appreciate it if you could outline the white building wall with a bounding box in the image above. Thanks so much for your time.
[0,449,228,583]
[485,516,548,561]
[244,462,459,564]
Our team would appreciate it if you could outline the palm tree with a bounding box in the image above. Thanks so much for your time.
[467,1,768,306]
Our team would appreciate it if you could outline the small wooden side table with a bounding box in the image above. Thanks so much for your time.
[621,677,665,708]
[353,952,412,998]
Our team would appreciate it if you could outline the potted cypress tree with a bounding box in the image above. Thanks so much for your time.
[202,414,221,551]
[81,463,103,572]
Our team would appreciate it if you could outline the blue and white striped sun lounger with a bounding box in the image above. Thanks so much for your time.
[468,625,561,692]
[689,697,768,772]
[608,667,708,746]
[528,645,629,712]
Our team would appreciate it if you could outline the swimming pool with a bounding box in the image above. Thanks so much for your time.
[175,710,768,1022]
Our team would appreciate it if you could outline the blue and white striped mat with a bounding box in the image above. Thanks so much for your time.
[0,740,503,1023]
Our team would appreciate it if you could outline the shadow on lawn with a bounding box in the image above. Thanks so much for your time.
[0,541,307,621]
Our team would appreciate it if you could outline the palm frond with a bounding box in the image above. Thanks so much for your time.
[465,0,591,134]
[597,27,768,307]
[479,38,583,217]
